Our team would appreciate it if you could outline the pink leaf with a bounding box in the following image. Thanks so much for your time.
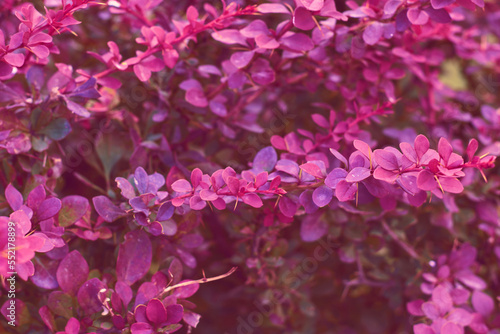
[172,179,193,193]
[242,193,263,208]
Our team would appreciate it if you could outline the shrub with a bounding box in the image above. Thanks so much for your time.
[0,0,499,333]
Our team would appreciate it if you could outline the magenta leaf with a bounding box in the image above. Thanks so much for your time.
[438,137,453,164]
[407,8,429,25]
[335,180,357,202]
[211,29,248,46]
[230,51,254,69]
[185,88,208,108]
[157,202,174,221]
[93,196,126,222]
[242,193,263,208]
[56,250,89,296]
[57,195,89,227]
[439,177,464,193]
[440,322,462,334]
[279,196,298,217]
[300,162,324,178]
[413,324,436,334]
[172,179,193,193]
[294,7,315,30]
[417,170,437,191]
[281,33,315,52]
[116,230,152,285]
[146,299,168,325]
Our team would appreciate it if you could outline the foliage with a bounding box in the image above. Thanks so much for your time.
[0,0,499,333]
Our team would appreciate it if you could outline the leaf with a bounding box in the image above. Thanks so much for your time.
[374,149,399,170]
[157,202,174,221]
[253,146,277,173]
[312,185,333,207]
[471,290,494,317]
[325,168,348,189]
[438,137,453,164]
[76,278,106,315]
[185,88,208,107]
[242,193,263,208]
[300,215,327,242]
[363,22,384,45]
[431,0,456,9]
[335,180,357,202]
[417,170,437,191]
[294,7,315,30]
[96,133,128,182]
[115,177,136,199]
[39,118,72,140]
[116,230,152,285]
[172,179,193,193]
[57,195,89,227]
[345,167,371,183]
[5,183,23,211]
[146,299,168,325]
[48,291,73,319]
[37,198,62,221]
[301,0,324,11]
[278,196,298,218]
[211,29,248,46]
[92,196,126,222]
[230,51,254,69]
[56,250,89,296]
[64,98,91,118]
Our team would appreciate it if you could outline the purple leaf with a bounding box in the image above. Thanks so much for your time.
[77,278,106,315]
[134,167,149,194]
[325,168,348,189]
[253,146,278,173]
[301,0,324,11]
[432,284,453,314]
[471,290,494,317]
[407,300,425,316]
[115,281,133,307]
[299,190,319,214]
[116,177,136,199]
[440,322,462,334]
[230,51,254,69]
[384,0,404,16]
[241,20,269,38]
[345,167,371,183]
[374,149,399,170]
[27,185,46,211]
[172,179,193,193]
[56,250,89,296]
[57,195,89,227]
[276,159,300,177]
[172,281,199,299]
[5,183,23,211]
[117,230,152,285]
[363,22,384,45]
[157,202,174,221]
[68,77,100,99]
[183,311,201,328]
[413,324,436,334]
[396,9,411,31]
[407,8,429,25]
[209,100,228,117]
[211,29,248,46]
[250,59,275,85]
[37,198,62,221]
[424,7,452,23]
[93,196,126,222]
[257,3,290,14]
[281,33,315,52]
[300,215,327,242]
[64,98,91,117]
[431,0,456,9]
[312,185,333,207]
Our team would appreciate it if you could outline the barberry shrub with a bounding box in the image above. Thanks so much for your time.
[0,0,499,333]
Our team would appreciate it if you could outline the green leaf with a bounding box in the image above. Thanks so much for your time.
[39,118,72,140]
[95,133,128,182]
[57,195,89,227]
[47,291,74,319]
